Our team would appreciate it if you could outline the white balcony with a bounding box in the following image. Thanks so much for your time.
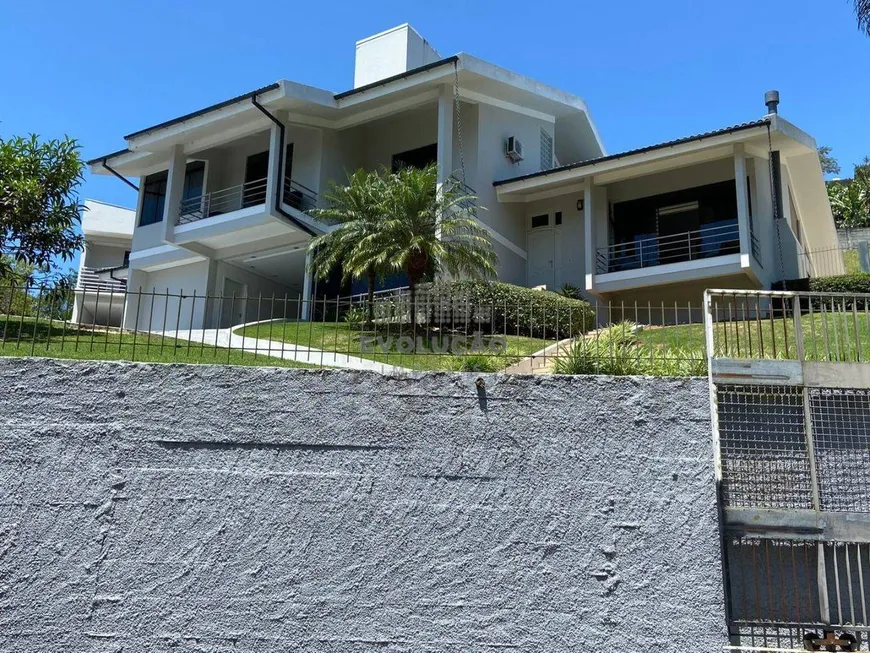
[177,178,268,225]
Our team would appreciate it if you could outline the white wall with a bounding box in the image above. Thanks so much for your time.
[82,243,128,270]
[319,127,365,192]
[212,260,299,326]
[126,260,211,332]
[474,104,554,252]
[82,200,134,238]
[353,24,440,88]
[286,125,322,194]
[201,131,271,194]
[606,158,736,204]
[360,105,438,170]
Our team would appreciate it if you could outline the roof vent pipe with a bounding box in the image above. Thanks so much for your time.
[765,90,780,115]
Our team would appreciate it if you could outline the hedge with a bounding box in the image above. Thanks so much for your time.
[373,280,596,340]
[775,273,870,308]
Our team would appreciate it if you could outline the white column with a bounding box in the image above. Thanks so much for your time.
[436,85,454,185]
[584,178,595,291]
[122,268,148,331]
[734,144,751,269]
[266,111,285,215]
[161,144,187,244]
[301,249,313,321]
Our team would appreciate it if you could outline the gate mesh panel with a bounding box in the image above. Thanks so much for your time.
[717,385,812,509]
[726,537,822,626]
[809,388,870,513]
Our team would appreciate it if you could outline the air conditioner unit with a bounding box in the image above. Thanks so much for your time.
[505,136,524,163]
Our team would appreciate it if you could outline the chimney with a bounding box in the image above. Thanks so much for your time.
[353,24,441,89]
[764,90,780,115]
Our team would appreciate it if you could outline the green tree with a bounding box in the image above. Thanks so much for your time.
[829,180,868,227]
[856,0,870,36]
[362,164,498,327]
[309,169,389,325]
[0,135,84,284]
[818,145,841,176]
[827,156,870,228]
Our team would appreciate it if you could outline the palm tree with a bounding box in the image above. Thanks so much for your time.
[355,164,498,328]
[856,0,870,36]
[308,169,387,326]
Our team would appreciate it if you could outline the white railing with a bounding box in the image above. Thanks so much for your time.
[76,267,127,293]
[597,221,740,274]
[177,177,268,225]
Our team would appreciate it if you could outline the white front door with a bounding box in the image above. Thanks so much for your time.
[527,229,556,289]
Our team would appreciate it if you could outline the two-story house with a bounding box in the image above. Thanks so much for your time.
[85,24,840,331]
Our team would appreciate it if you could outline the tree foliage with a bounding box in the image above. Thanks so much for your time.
[310,169,391,324]
[0,134,84,283]
[818,145,841,176]
[310,164,498,327]
[856,0,870,36]
[827,156,870,228]
[358,164,498,326]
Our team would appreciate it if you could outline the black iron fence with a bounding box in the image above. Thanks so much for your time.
[1,283,714,374]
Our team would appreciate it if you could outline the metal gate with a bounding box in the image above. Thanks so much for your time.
[705,289,870,652]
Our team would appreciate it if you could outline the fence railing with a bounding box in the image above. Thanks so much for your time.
[76,267,127,293]
[800,243,868,278]
[1,283,714,374]
[282,176,318,213]
[707,288,870,363]
[177,177,268,224]
[597,221,740,273]
[7,284,870,375]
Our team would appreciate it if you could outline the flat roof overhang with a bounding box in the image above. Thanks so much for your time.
[87,53,603,178]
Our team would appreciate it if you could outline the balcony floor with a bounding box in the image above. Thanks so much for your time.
[592,253,752,293]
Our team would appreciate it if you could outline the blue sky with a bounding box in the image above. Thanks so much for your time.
[1,0,868,219]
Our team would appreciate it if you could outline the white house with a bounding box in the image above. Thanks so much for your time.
[85,24,840,331]
[71,200,135,326]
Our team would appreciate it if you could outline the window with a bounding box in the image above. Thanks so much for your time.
[531,214,549,229]
[140,171,168,226]
[123,251,130,267]
[540,128,553,171]
[555,211,563,226]
[182,161,205,202]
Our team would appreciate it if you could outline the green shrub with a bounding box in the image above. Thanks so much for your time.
[343,306,367,327]
[383,280,596,340]
[560,283,583,300]
[450,354,501,373]
[809,273,870,295]
[554,321,707,377]
[779,273,870,309]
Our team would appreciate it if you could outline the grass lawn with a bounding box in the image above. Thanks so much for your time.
[636,308,870,362]
[236,320,549,371]
[0,317,313,368]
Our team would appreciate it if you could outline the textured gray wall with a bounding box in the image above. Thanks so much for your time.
[0,359,727,652]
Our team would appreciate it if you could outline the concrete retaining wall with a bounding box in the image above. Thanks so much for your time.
[0,358,726,652]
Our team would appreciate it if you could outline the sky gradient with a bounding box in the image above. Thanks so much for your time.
[1,0,868,231]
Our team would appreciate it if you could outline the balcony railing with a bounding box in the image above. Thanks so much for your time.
[282,177,318,213]
[76,267,127,293]
[177,177,268,225]
[596,220,740,274]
